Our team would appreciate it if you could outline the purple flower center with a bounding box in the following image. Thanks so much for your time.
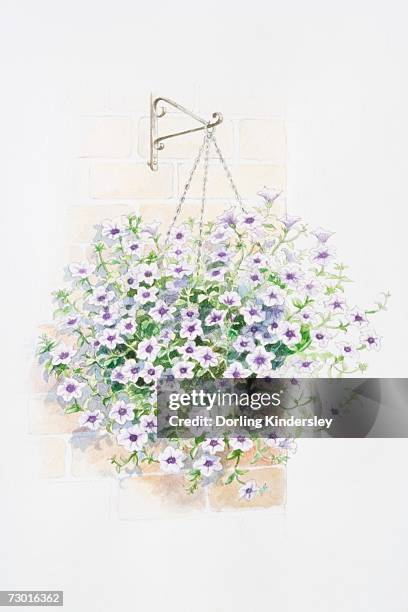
[204,459,213,468]
[209,440,219,447]
[166,456,176,464]
[110,228,120,236]
[233,369,242,378]
[146,345,153,353]
[367,337,375,344]
[187,324,196,333]
[354,314,363,322]
[286,273,295,281]
[180,367,187,374]
[87,415,97,423]
[107,334,116,342]
[118,407,127,416]
[344,346,352,353]
[59,351,69,360]
[142,291,150,298]
[237,436,245,443]
[127,278,134,285]
[129,434,138,442]
[245,217,255,225]
[317,251,329,259]
[186,346,194,354]
[285,329,296,339]
[249,308,258,316]
[102,312,112,320]
[316,333,324,340]
[125,322,133,330]
[66,383,76,393]
[333,301,341,309]
[255,355,266,366]
[175,232,183,240]
[158,306,168,316]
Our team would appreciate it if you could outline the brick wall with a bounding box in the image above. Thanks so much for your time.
[30,89,287,518]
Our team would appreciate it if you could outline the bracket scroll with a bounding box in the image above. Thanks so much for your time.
[148,94,223,171]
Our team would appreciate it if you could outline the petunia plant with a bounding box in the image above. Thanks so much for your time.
[37,188,388,500]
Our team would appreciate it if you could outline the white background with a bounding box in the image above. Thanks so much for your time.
[1,1,407,611]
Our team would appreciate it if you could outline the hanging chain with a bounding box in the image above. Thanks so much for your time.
[160,126,246,273]
[163,131,208,253]
[212,135,247,213]
[196,129,213,270]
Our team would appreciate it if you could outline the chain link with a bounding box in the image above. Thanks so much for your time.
[196,130,212,270]
[212,135,247,213]
[161,126,246,273]
[163,131,208,253]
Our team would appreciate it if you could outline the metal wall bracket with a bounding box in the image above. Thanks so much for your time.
[148,94,223,171]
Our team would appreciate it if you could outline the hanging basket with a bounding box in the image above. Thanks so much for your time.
[37,129,387,501]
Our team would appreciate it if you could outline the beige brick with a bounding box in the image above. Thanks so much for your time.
[29,395,79,435]
[29,361,55,394]
[68,204,135,243]
[35,437,66,479]
[118,474,207,520]
[178,163,285,199]
[208,466,286,511]
[90,162,173,199]
[239,119,286,162]
[138,115,234,160]
[71,434,128,479]
[78,116,133,158]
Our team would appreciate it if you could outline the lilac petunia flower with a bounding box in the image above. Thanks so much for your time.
[360,330,381,351]
[142,363,164,384]
[311,227,334,243]
[149,300,175,324]
[97,328,121,349]
[219,291,241,308]
[101,219,125,240]
[178,340,199,359]
[172,360,195,379]
[311,329,331,348]
[349,307,368,327]
[109,400,134,425]
[136,338,161,361]
[233,335,256,354]
[193,454,222,477]
[279,215,301,230]
[240,303,265,325]
[95,305,120,327]
[180,319,203,340]
[197,347,219,369]
[205,309,226,327]
[281,266,303,288]
[276,320,302,347]
[69,261,95,279]
[311,247,336,266]
[118,317,136,336]
[122,359,144,383]
[89,285,115,306]
[230,435,253,452]
[57,377,85,402]
[136,263,159,286]
[79,409,104,431]
[117,425,148,451]
[261,286,285,307]
[136,286,157,304]
[139,414,157,435]
[159,446,185,474]
[51,343,76,366]
[238,480,259,501]
[246,346,274,374]
[257,186,282,203]
[201,438,225,455]
[224,361,250,378]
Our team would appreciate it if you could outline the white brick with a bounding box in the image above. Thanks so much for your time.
[78,116,132,158]
[240,119,286,162]
[178,163,286,199]
[90,162,174,199]
[138,115,234,159]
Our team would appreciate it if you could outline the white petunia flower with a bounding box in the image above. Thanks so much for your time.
[193,454,223,477]
[79,409,104,431]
